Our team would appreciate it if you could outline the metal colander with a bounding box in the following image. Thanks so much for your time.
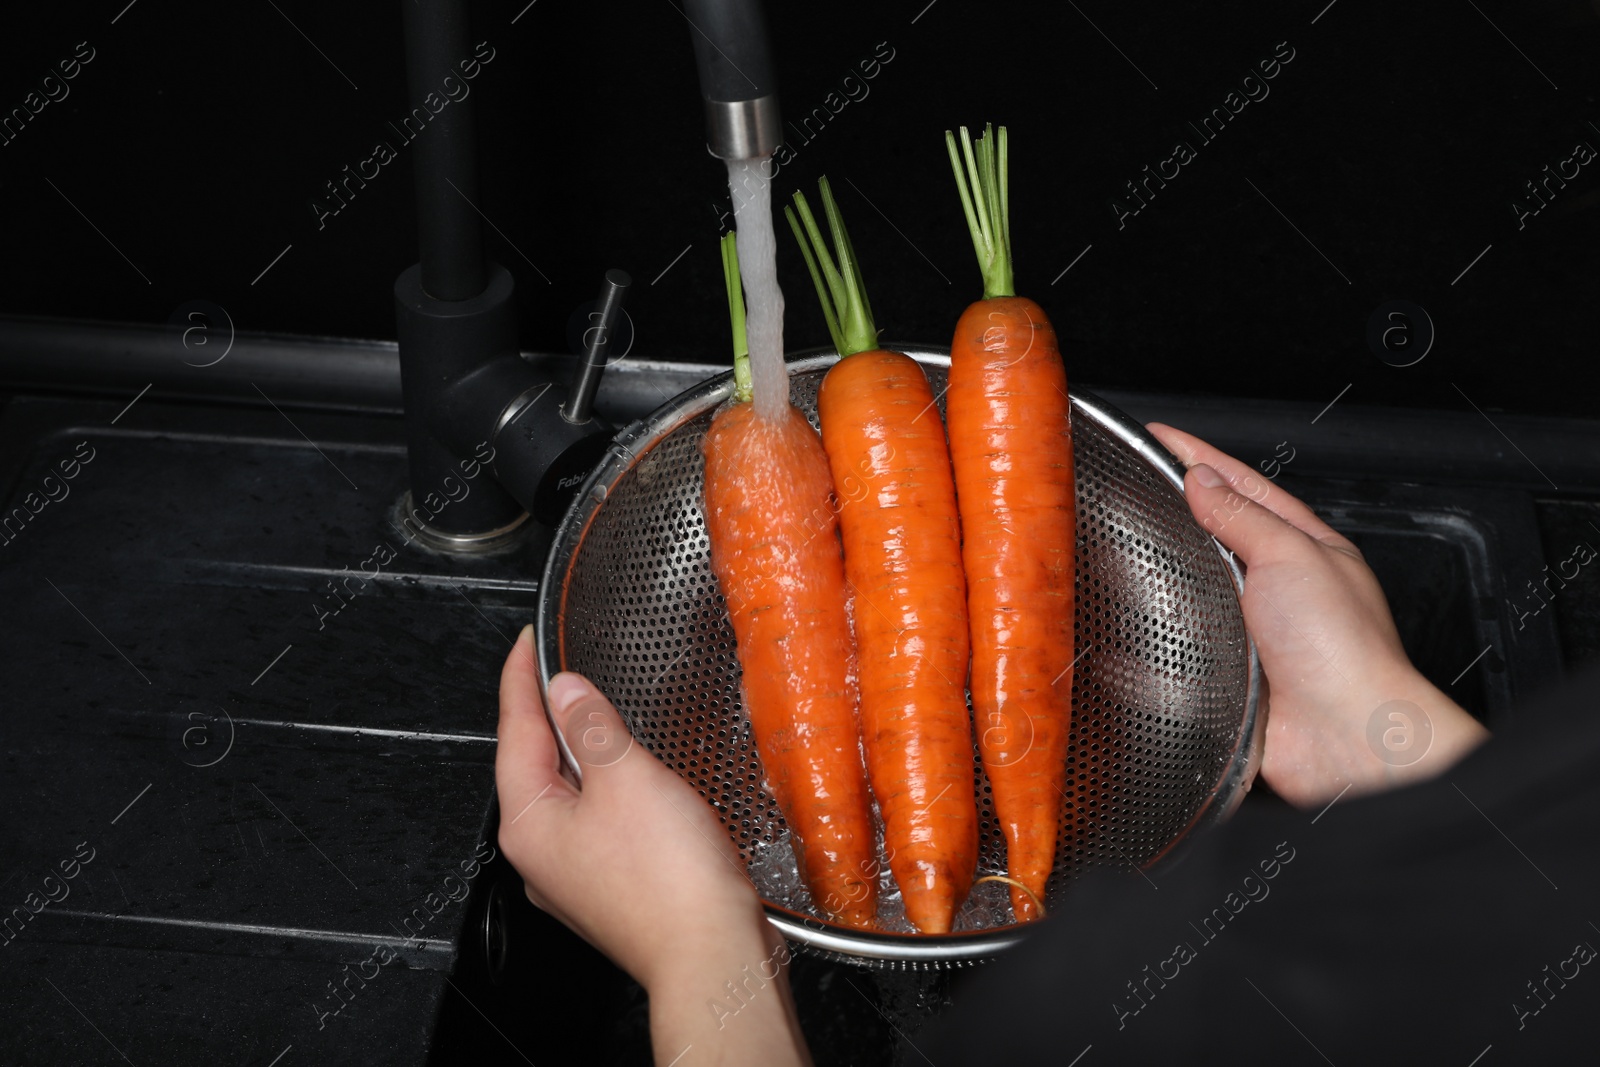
[536,348,1262,968]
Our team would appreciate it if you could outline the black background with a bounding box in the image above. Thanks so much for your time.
[1,0,1595,415]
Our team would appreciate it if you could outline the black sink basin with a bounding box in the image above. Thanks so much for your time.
[1292,476,1566,727]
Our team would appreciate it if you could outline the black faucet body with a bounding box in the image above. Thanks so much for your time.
[392,0,614,543]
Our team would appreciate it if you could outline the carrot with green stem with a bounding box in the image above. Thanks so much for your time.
[945,123,1076,923]
[786,179,978,935]
[701,232,880,929]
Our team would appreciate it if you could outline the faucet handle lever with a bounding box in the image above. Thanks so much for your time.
[563,268,632,425]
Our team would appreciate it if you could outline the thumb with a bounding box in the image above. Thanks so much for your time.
[547,672,637,778]
[1184,462,1306,568]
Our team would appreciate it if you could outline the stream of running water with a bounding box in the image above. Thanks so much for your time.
[727,158,789,421]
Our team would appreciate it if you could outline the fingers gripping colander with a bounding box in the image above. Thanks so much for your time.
[536,348,1263,968]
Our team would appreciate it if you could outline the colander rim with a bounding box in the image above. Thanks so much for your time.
[535,345,1263,964]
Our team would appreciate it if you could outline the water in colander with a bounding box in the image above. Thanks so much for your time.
[745,813,1021,933]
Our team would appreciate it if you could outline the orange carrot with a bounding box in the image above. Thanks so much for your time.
[786,180,978,934]
[945,124,1075,923]
[702,233,879,928]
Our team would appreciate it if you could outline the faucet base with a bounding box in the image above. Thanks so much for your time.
[391,490,532,556]
[395,261,529,541]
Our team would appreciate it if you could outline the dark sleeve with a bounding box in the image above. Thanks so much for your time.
[927,663,1600,1064]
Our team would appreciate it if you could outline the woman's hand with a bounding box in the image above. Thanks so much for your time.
[1146,424,1490,807]
[495,625,811,1065]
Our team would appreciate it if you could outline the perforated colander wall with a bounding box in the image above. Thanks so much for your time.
[556,364,1251,943]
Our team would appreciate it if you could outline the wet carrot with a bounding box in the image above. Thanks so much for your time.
[786,180,978,934]
[702,233,879,928]
[945,124,1076,923]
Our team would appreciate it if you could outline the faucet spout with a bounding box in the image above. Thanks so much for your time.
[684,0,783,160]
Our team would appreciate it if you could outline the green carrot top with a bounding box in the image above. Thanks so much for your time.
[946,123,1014,300]
[784,177,879,359]
[720,231,753,404]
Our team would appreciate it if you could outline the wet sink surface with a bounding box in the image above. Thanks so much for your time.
[1,395,544,1065]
